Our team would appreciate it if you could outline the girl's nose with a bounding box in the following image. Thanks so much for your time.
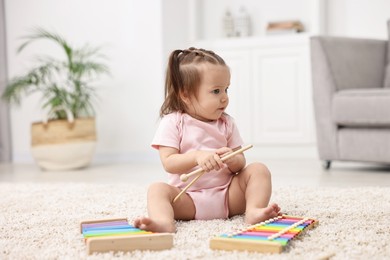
[221,94,228,103]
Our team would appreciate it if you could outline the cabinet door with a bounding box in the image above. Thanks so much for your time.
[217,49,253,143]
[252,44,313,144]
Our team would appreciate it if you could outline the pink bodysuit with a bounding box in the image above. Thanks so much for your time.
[151,112,243,220]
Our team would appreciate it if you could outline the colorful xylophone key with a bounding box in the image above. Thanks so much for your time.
[210,215,318,253]
[80,218,173,254]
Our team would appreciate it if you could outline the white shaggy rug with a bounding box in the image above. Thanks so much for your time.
[1,183,390,260]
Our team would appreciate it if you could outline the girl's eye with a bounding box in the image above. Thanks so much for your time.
[212,89,220,94]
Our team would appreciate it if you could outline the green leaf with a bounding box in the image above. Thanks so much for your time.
[2,27,110,120]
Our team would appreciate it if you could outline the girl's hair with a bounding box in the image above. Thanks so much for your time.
[160,47,227,117]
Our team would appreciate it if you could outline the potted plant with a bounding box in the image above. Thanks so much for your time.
[2,28,109,170]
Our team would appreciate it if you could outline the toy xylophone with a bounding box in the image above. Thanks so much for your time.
[80,218,173,254]
[210,215,318,253]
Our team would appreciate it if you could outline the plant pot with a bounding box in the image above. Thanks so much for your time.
[31,118,97,171]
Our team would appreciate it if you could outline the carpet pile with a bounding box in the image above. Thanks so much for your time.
[1,183,389,259]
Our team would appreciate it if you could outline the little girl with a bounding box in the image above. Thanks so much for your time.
[134,47,280,233]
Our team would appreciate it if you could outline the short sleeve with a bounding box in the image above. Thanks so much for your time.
[226,115,244,148]
[151,113,181,150]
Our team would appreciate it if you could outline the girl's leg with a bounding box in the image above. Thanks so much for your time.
[133,182,196,233]
[227,162,280,224]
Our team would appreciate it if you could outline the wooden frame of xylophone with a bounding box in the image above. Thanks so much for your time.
[209,215,319,253]
[80,218,173,254]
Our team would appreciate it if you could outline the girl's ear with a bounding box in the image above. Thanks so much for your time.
[180,90,191,105]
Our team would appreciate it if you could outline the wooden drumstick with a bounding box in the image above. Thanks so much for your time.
[180,145,253,182]
[173,171,207,203]
[173,144,253,203]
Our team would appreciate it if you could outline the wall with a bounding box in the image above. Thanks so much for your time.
[0,0,11,161]
[5,0,165,163]
[327,0,390,39]
[162,0,191,59]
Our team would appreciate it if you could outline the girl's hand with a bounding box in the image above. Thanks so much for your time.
[216,147,244,172]
[196,150,225,172]
[215,146,235,164]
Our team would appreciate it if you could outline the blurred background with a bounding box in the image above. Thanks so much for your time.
[1,0,389,165]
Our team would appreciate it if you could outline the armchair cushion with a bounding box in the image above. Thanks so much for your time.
[332,89,390,126]
[319,37,386,91]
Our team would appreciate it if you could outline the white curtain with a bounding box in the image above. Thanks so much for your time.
[0,0,11,162]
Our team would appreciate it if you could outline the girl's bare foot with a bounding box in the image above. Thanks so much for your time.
[133,216,176,233]
[245,203,281,224]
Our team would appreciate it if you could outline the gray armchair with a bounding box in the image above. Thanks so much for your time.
[310,24,390,169]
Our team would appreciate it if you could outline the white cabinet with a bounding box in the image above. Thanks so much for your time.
[195,34,315,150]
[183,0,325,157]
[251,41,313,145]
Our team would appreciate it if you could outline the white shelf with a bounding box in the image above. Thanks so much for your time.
[194,33,311,50]
[188,0,325,42]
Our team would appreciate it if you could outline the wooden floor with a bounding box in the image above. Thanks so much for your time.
[1,159,390,188]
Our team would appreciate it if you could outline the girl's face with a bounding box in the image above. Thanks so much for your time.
[184,64,230,122]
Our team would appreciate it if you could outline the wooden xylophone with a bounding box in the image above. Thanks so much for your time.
[80,218,173,254]
[210,215,318,253]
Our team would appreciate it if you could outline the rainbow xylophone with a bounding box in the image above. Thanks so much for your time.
[210,215,318,253]
[80,218,173,254]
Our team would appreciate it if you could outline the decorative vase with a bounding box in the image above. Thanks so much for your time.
[235,6,252,37]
